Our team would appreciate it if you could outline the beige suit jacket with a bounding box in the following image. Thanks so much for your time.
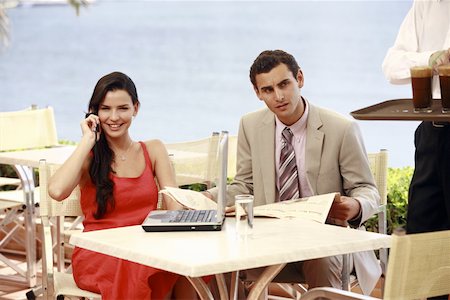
[209,101,381,294]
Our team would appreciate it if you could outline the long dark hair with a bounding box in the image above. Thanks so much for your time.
[87,71,139,219]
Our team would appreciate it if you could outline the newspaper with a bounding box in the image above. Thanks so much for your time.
[160,187,338,224]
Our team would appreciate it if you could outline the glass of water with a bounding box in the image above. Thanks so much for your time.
[235,194,254,236]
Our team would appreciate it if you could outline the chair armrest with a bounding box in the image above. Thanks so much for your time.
[301,287,380,300]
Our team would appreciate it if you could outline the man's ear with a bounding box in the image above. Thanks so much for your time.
[253,86,263,101]
[296,69,304,88]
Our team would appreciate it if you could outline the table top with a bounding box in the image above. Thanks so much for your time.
[0,145,76,167]
[70,217,391,277]
[351,99,450,121]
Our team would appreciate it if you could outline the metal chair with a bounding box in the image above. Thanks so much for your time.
[0,106,59,287]
[301,229,450,300]
[38,159,101,299]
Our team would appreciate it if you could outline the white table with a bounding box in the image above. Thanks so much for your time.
[70,217,391,299]
[0,145,76,168]
[0,145,75,287]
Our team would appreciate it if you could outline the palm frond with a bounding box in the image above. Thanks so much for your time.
[68,0,92,16]
[0,1,14,48]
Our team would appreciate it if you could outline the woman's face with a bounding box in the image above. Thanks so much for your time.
[97,89,138,138]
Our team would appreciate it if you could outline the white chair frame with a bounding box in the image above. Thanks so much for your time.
[39,160,101,299]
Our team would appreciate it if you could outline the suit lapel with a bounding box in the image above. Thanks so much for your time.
[257,111,276,204]
[305,104,324,194]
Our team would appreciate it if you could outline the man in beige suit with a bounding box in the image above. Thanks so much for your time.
[207,50,380,294]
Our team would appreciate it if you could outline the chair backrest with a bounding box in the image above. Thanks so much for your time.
[165,132,220,188]
[39,160,83,218]
[367,149,388,206]
[0,106,59,151]
[384,230,450,300]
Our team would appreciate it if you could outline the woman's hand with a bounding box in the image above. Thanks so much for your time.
[161,196,185,210]
[81,113,100,145]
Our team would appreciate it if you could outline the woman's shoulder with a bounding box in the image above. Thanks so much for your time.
[142,139,165,150]
[142,139,168,158]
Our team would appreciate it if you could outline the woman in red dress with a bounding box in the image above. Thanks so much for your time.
[48,72,196,299]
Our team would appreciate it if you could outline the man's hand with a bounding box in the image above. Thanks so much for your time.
[328,196,361,222]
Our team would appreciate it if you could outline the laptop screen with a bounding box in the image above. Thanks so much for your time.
[216,131,228,221]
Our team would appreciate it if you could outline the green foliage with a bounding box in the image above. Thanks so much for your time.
[386,166,413,232]
[180,183,207,192]
[365,166,414,234]
[0,164,16,178]
[0,164,19,191]
[58,140,77,145]
[180,177,233,192]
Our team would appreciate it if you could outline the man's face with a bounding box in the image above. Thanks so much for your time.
[254,63,305,126]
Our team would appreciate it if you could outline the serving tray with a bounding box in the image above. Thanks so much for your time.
[350,99,450,121]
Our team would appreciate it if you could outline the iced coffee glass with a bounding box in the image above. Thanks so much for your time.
[410,66,433,113]
[438,65,450,113]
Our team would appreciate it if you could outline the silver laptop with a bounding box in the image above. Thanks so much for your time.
[142,131,228,232]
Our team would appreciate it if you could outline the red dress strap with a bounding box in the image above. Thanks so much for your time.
[138,141,154,175]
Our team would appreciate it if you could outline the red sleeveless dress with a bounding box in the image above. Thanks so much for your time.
[72,142,179,299]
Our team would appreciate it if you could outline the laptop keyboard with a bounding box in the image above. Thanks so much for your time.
[170,210,215,223]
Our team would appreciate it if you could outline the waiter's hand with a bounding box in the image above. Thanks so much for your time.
[329,195,361,222]
[429,48,450,72]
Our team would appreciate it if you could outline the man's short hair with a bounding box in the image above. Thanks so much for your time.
[249,50,300,88]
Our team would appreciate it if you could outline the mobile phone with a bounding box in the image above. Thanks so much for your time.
[85,112,99,132]
[85,112,100,164]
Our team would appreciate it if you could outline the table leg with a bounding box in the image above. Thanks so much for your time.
[187,276,214,300]
[342,254,350,290]
[247,263,287,300]
[229,271,239,300]
[215,273,229,300]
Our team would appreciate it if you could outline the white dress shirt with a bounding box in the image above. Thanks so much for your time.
[382,0,450,98]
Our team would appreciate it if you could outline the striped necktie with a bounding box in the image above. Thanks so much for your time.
[279,127,300,201]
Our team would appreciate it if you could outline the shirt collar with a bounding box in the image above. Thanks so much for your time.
[275,98,309,138]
